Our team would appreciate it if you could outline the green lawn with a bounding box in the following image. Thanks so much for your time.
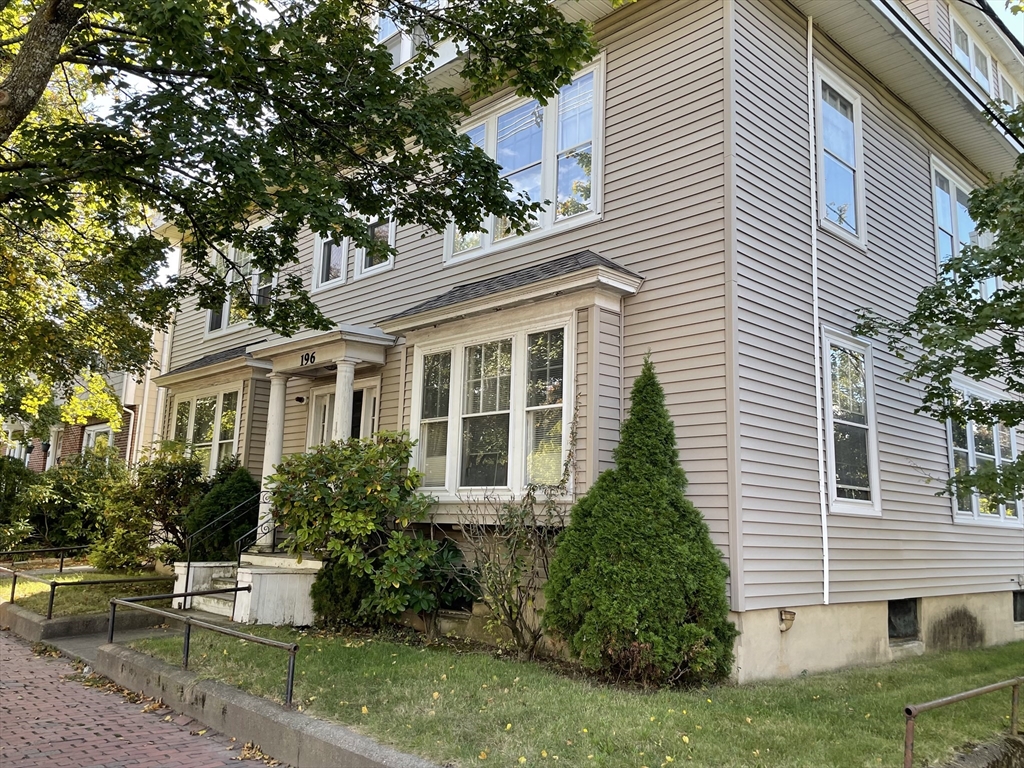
[129,627,1024,768]
[0,571,174,616]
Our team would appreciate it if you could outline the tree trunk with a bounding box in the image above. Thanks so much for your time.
[0,0,85,146]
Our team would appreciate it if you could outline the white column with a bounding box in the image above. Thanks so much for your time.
[45,426,61,470]
[257,372,289,548]
[332,359,357,441]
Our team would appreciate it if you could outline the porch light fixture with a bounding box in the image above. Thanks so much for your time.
[295,396,307,404]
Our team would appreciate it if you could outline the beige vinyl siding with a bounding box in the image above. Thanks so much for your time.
[596,308,622,475]
[575,308,589,487]
[401,344,414,434]
[379,344,403,432]
[163,0,731,557]
[934,0,952,54]
[245,376,270,477]
[733,0,822,609]
[901,0,931,31]
[732,0,1024,610]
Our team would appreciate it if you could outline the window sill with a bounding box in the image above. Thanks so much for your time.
[444,210,601,268]
[818,218,867,251]
[310,277,346,296]
[951,513,1023,529]
[828,501,882,517]
[354,260,395,281]
[203,323,250,341]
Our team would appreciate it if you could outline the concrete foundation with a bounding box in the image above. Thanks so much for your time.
[733,591,1024,683]
[0,601,167,643]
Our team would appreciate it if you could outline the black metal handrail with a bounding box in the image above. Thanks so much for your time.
[108,594,298,707]
[0,545,90,573]
[182,490,266,607]
[903,676,1022,768]
[0,565,174,620]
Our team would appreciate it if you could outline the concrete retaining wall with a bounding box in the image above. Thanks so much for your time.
[94,644,437,768]
[0,602,168,642]
[939,736,1024,768]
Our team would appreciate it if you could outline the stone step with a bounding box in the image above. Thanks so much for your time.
[240,551,321,571]
[191,592,235,618]
[210,576,238,591]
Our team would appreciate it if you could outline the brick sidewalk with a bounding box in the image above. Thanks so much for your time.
[0,630,267,768]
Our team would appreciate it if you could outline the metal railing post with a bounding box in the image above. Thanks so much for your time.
[107,601,117,644]
[903,715,916,768]
[182,619,192,670]
[58,550,65,573]
[9,572,17,603]
[46,582,56,620]
[1012,682,1020,736]
[285,646,297,707]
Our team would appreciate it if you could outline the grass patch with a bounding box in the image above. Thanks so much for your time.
[130,627,1024,768]
[0,571,174,616]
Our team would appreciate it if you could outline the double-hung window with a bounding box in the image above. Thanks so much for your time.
[313,232,346,290]
[83,424,113,453]
[172,389,240,473]
[822,329,880,515]
[208,248,273,333]
[952,18,994,96]
[999,75,1021,109]
[314,217,395,285]
[446,63,601,261]
[948,388,1021,524]
[815,66,865,244]
[932,162,997,299]
[413,323,569,494]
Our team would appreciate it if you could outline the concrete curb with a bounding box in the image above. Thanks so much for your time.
[94,643,439,768]
[0,602,169,642]
[938,735,1024,768]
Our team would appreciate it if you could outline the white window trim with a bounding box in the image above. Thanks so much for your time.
[949,10,997,98]
[946,376,1023,528]
[814,62,867,249]
[821,327,881,516]
[410,310,575,501]
[172,384,243,473]
[929,156,998,297]
[305,377,382,447]
[376,13,416,67]
[352,218,397,280]
[82,424,114,453]
[312,231,347,293]
[205,220,279,338]
[442,57,605,265]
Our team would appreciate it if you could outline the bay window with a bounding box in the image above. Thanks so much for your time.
[172,389,240,473]
[446,64,601,261]
[413,324,569,493]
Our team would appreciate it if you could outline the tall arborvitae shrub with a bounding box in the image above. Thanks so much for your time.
[544,356,737,685]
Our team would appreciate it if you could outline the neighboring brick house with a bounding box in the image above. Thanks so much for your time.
[155,0,1024,680]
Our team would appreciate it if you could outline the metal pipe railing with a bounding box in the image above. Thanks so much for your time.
[0,545,90,573]
[108,593,298,707]
[1,566,174,619]
[903,676,1023,768]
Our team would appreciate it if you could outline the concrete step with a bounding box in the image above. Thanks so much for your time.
[210,576,238,591]
[192,592,235,618]
[240,551,321,571]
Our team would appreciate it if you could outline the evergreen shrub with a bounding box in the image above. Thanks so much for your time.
[544,356,737,685]
[0,456,34,550]
[184,460,261,561]
[310,558,375,629]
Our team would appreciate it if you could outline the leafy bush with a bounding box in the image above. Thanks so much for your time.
[184,460,261,561]
[89,474,154,570]
[310,559,375,630]
[0,456,34,550]
[29,445,125,547]
[544,356,738,686]
[131,445,210,553]
[271,433,446,626]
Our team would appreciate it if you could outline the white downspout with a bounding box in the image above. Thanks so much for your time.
[807,15,830,605]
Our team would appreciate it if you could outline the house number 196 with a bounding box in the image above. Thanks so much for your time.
[299,352,316,366]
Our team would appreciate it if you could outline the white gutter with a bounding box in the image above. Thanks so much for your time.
[807,15,830,605]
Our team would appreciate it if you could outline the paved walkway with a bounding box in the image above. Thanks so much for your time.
[0,630,252,768]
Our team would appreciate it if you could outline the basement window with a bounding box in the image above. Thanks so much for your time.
[888,598,919,642]
[1014,591,1024,623]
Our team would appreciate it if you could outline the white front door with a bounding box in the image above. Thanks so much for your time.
[307,381,379,448]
